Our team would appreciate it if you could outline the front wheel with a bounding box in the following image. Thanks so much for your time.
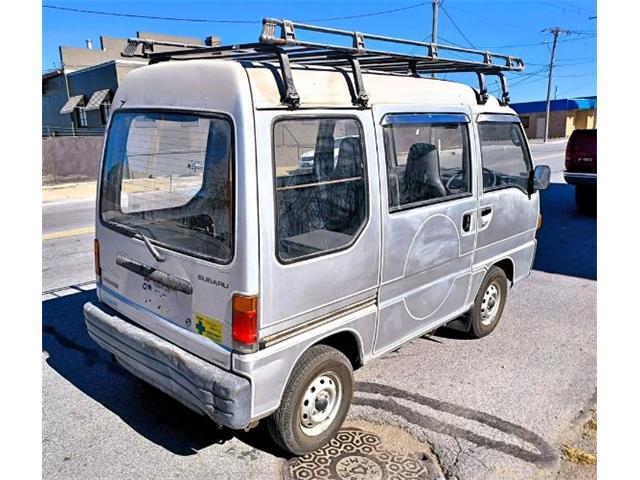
[266,344,353,455]
[468,266,508,338]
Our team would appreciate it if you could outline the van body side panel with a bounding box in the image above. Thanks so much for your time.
[372,105,477,354]
[254,109,381,338]
[95,61,259,370]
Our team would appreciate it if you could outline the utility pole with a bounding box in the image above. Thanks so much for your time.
[542,27,572,142]
[431,0,439,78]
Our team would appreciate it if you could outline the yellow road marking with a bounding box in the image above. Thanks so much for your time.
[43,226,95,241]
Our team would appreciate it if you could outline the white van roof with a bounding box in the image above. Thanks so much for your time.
[116,59,513,113]
[246,61,493,109]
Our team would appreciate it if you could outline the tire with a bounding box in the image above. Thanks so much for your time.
[468,266,508,338]
[266,344,354,455]
[575,186,596,215]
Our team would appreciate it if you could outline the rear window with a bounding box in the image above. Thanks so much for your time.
[100,111,233,263]
[569,129,597,152]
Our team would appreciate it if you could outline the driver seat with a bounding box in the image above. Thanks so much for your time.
[401,143,447,204]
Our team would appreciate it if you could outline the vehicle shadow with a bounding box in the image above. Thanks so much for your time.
[533,182,597,280]
[44,289,557,467]
[42,289,287,458]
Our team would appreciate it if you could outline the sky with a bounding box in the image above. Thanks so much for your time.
[41,0,597,103]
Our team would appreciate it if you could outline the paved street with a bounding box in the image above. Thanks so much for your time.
[42,138,596,479]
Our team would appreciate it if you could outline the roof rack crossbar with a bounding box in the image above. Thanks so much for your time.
[126,17,524,107]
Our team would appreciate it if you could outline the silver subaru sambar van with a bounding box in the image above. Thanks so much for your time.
[84,18,551,455]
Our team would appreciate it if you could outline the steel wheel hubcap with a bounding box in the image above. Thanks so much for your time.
[300,372,342,436]
[480,282,501,326]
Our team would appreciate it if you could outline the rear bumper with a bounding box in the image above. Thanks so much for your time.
[564,172,597,188]
[83,302,251,429]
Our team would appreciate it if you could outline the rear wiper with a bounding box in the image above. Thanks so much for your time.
[134,228,166,262]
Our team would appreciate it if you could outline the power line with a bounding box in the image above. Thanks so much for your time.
[444,3,525,32]
[305,1,429,22]
[538,0,596,17]
[43,2,430,24]
[440,5,476,48]
[43,4,259,24]
[557,80,596,96]
[481,33,596,50]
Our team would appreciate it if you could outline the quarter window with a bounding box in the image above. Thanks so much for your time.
[478,122,531,192]
[382,114,471,211]
[273,118,367,262]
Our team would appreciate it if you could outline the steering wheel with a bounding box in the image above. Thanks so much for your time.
[445,172,466,192]
[482,168,499,189]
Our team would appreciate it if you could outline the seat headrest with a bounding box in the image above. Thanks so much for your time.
[333,137,362,178]
[407,143,438,164]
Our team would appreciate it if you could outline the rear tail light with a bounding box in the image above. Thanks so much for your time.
[93,239,101,279]
[537,214,543,230]
[565,138,575,169]
[232,294,258,352]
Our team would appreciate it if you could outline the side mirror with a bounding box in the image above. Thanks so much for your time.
[529,164,551,193]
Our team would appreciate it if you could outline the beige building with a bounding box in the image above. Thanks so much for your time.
[43,32,220,135]
[511,97,597,139]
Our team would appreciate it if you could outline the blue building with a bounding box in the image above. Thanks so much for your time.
[510,96,597,139]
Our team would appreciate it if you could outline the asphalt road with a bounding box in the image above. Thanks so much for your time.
[42,138,596,479]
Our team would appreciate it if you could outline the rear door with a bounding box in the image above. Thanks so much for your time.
[96,108,258,369]
[373,106,478,354]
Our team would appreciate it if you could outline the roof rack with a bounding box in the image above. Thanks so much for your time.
[123,18,525,108]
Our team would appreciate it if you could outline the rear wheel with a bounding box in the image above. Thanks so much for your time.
[266,344,353,455]
[468,266,508,338]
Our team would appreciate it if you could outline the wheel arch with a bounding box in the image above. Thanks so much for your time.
[492,257,515,286]
[311,328,364,370]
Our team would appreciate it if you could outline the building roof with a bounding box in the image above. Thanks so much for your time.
[510,96,597,114]
[42,69,63,82]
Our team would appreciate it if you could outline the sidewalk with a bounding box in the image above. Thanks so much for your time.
[43,181,96,204]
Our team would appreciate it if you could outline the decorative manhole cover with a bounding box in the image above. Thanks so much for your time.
[284,429,433,480]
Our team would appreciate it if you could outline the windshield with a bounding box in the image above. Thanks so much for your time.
[100,111,233,263]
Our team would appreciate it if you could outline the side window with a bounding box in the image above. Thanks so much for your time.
[382,114,471,211]
[478,122,531,192]
[273,118,367,262]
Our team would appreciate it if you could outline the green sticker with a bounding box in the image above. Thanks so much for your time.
[194,312,223,344]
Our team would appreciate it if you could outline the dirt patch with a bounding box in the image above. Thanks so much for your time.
[556,407,597,479]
